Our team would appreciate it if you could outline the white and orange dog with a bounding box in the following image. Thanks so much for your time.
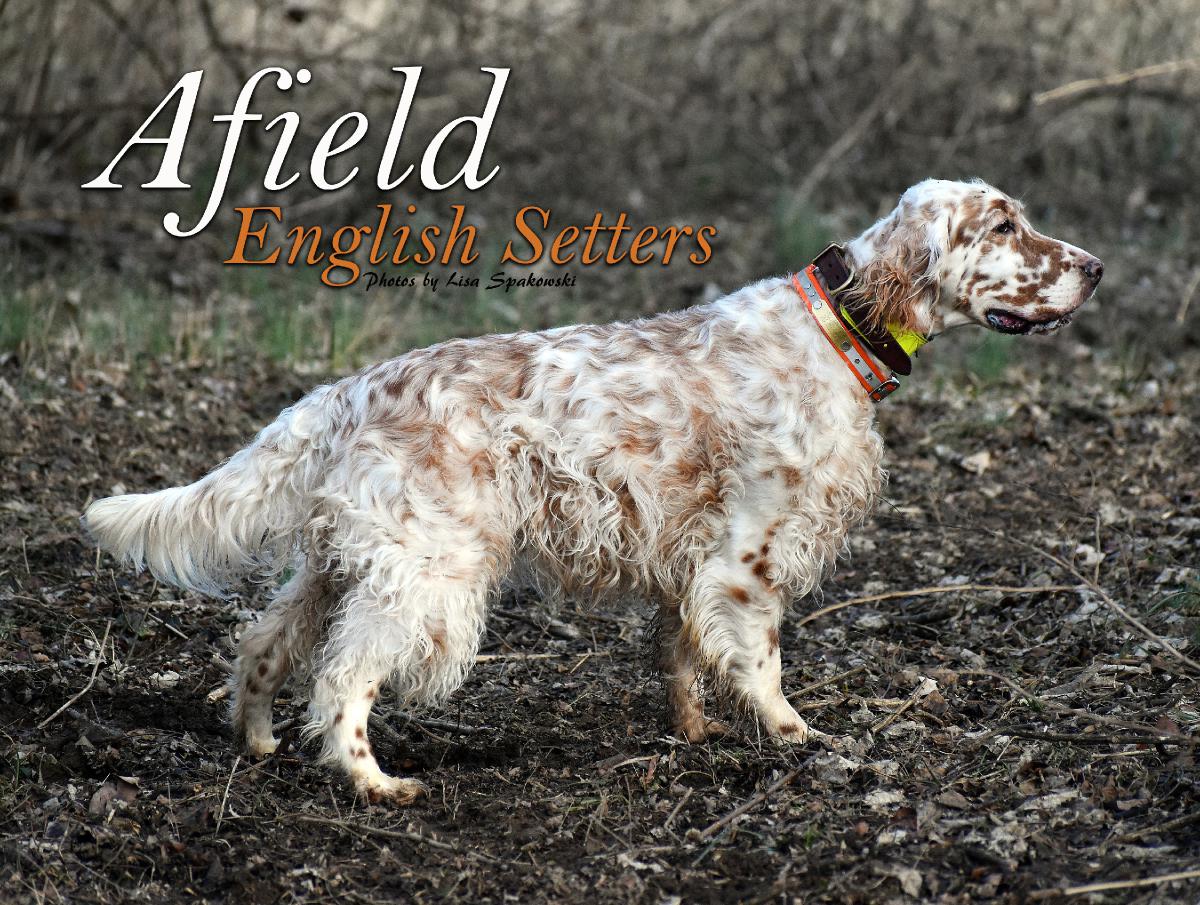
[85,180,1102,804]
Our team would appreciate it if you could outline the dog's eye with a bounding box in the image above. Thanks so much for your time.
[994,219,1014,235]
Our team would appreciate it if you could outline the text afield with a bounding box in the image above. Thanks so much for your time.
[81,66,510,238]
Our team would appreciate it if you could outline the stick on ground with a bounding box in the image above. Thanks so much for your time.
[797,584,1079,627]
[1028,867,1200,900]
[37,620,112,730]
[698,769,801,840]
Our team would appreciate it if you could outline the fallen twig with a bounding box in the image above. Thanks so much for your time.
[293,815,501,865]
[37,620,112,730]
[395,713,482,736]
[698,768,800,840]
[663,787,694,832]
[1028,867,1200,900]
[142,606,188,641]
[64,707,123,744]
[797,584,1079,627]
[1113,808,1200,843]
[1177,268,1200,325]
[961,669,1195,743]
[214,755,241,835]
[996,727,1179,746]
[788,665,866,699]
[872,678,936,734]
[474,651,561,662]
[996,532,1200,674]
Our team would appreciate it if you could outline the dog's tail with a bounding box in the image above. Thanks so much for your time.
[83,385,341,596]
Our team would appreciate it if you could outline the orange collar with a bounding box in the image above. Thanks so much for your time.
[791,265,900,403]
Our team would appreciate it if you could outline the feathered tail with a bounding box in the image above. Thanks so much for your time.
[83,386,339,596]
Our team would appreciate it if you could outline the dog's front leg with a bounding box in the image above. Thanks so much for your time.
[656,600,728,742]
[687,552,810,743]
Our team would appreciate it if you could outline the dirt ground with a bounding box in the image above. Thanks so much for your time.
[2,334,1199,904]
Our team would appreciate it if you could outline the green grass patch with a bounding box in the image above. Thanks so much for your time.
[965,332,1016,382]
[0,257,591,375]
[774,196,835,273]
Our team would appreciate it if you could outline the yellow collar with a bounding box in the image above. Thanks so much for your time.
[839,307,929,356]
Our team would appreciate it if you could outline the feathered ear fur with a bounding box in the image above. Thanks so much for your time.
[846,201,950,333]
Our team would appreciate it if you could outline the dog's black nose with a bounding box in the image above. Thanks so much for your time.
[1081,257,1104,285]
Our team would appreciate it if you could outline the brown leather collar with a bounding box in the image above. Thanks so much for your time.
[810,245,913,376]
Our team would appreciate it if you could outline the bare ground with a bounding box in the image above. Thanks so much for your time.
[1,341,1198,904]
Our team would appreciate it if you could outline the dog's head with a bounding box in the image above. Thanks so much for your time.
[846,179,1102,336]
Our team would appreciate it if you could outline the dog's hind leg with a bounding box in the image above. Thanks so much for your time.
[231,562,334,757]
[307,557,493,804]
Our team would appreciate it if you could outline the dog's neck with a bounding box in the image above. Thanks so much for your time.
[826,240,931,369]
[843,234,944,339]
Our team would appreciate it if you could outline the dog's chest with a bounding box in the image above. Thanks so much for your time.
[741,389,885,593]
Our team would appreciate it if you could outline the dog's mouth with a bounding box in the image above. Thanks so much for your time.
[985,308,1074,335]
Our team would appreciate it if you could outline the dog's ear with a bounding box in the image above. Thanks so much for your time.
[850,202,950,332]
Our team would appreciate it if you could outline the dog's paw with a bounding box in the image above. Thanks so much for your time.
[770,719,811,744]
[359,775,429,807]
[245,735,280,758]
[676,716,730,744]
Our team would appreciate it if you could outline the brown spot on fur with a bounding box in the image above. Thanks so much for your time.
[767,627,780,653]
[728,586,750,604]
[951,194,988,248]
[740,552,755,563]
[355,727,365,739]
[257,662,268,677]
[247,681,259,695]
[334,712,343,724]
[776,722,799,735]
[429,624,448,655]
[752,559,770,583]
[619,433,659,456]
[512,362,535,399]
[354,748,367,758]
[365,688,376,700]
[469,451,496,482]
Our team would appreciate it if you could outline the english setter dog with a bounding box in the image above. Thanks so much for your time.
[84,179,1102,804]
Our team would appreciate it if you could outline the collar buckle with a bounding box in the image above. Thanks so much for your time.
[868,376,901,402]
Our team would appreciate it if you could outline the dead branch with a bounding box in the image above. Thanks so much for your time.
[797,584,1080,627]
[1177,268,1200,325]
[87,0,171,83]
[995,532,1200,674]
[1034,58,1200,106]
[37,620,112,730]
[961,669,1195,743]
[789,55,921,209]
[698,768,801,840]
[292,815,502,865]
[1028,868,1200,900]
